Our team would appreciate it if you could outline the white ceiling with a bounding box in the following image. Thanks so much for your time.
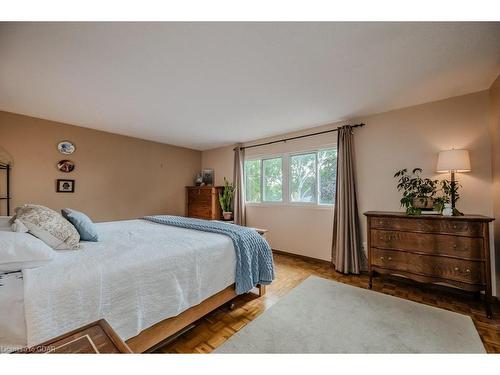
[1,22,499,150]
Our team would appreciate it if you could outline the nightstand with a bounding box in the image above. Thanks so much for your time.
[214,220,268,239]
[253,228,268,239]
[19,319,132,353]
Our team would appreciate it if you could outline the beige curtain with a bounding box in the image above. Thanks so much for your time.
[233,145,246,226]
[332,126,361,274]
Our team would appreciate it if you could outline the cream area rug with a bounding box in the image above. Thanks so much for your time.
[216,276,485,353]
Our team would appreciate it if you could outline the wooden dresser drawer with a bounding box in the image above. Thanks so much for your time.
[407,253,484,285]
[371,248,408,272]
[371,217,482,237]
[188,188,212,203]
[186,186,223,220]
[187,189,212,218]
[187,206,211,219]
[371,249,484,285]
[371,229,483,259]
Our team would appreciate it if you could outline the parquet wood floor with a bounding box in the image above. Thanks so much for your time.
[157,252,500,353]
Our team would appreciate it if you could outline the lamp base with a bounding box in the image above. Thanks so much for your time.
[450,171,456,210]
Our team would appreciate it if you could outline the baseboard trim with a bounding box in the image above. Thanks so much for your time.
[273,249,499,300]
[272,249,371,275]
[272,249,332,266]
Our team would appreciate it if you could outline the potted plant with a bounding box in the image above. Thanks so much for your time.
[219,178,235,221]
[394,168,440,215]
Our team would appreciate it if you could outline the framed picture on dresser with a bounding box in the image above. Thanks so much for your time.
[202,169,214,186]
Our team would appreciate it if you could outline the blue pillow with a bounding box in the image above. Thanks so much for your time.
[61,208,99,242]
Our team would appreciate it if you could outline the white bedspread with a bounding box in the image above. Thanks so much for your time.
[0,271,25,353]
[22,219,236,347]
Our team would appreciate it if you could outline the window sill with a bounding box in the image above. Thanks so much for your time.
[245,203,334,210]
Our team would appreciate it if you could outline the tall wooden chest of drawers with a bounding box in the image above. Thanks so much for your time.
[364,211,494,318]
[186,186,223,220]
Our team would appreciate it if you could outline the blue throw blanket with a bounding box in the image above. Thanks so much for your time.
[143,215,274,294]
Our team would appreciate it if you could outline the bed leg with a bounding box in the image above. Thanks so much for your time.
[258,284,266,297]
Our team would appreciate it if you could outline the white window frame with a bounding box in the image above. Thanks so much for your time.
[244,144,336,208]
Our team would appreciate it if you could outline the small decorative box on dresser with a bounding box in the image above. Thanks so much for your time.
[364,211,494,318]
[186,186,223,220]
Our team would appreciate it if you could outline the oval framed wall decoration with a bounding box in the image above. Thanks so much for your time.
[58,141,75,155]
[57,159,75,173]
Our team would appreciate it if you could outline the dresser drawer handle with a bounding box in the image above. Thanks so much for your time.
[388,257,392,261]
[453,244,457,249]
[452,225,457,229]
[379,237,383,240]
[380,256,384,260]
[454,267,459,271]
[466,269,471,273]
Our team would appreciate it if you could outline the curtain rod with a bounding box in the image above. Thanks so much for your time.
[234,123,365,151]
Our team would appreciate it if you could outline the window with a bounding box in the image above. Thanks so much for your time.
[290,153,317,203]
[263,157,283,202]
[318,149,337,204]
[244,147,337,206]
[244,159,261,203]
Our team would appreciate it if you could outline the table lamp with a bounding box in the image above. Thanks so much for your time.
[436,149,471,209]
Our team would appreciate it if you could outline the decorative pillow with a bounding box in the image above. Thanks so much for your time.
[0,230,56,272]
[61,208,99,242]
[13,204,80,250]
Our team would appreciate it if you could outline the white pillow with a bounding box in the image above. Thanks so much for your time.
[0,231,56,272]
[0,216,12,231]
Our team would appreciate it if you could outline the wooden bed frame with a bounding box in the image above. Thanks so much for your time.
[125,284,266,353]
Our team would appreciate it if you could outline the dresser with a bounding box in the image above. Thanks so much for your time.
[186,186,223,220]
[364,211,494,318]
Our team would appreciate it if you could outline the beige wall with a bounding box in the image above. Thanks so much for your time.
[202,146,234,186]
[202,90,497,294]
[490,74,500,295]
[0,111,201,222]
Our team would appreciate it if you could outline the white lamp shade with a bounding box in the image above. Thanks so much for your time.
[436,149,471,173]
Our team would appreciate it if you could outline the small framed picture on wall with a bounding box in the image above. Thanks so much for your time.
[56,179,75,193]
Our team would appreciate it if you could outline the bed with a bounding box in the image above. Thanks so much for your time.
[0,218,269,353]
